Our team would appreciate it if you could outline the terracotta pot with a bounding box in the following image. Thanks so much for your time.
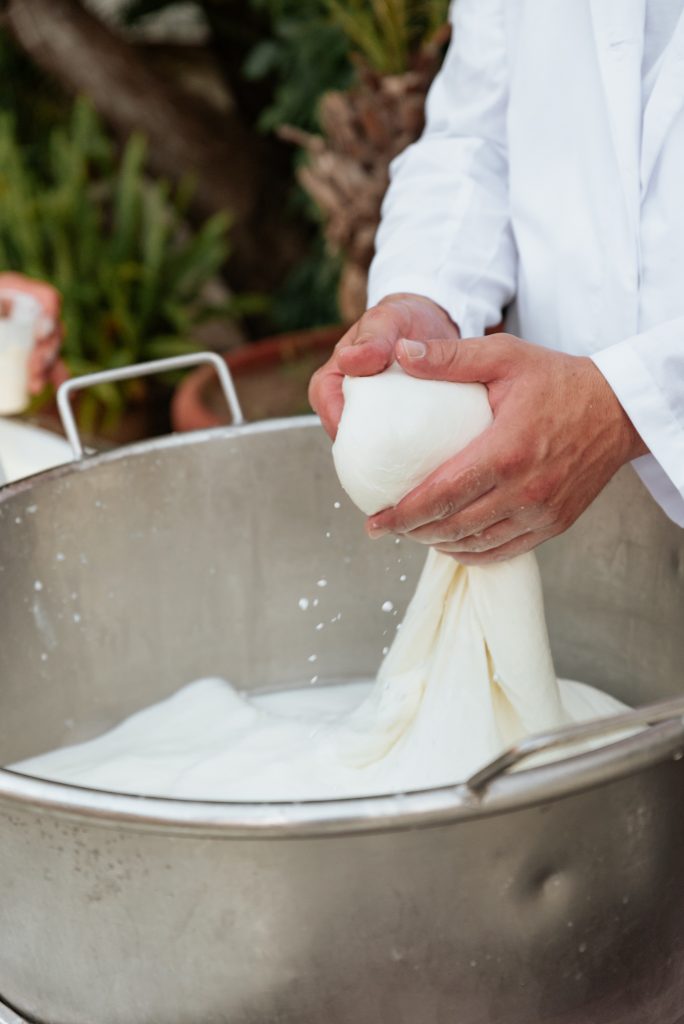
[171,324,346,430]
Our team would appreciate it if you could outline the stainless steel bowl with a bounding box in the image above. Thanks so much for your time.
[1,357,683,1024]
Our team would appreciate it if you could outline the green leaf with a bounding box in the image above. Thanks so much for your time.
[112,133,146,265]
[0,91,238,431]
[139,181,171,329]
[243,39,282,79]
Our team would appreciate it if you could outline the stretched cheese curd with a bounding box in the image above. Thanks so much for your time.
[11,364,628,799]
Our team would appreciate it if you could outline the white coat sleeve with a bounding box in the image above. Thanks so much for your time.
[592,318,684,526]
[366,0,516,339]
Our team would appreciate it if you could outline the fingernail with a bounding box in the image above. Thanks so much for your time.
[367,521,389,539]
[400,338,426,359]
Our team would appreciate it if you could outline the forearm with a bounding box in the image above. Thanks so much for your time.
[367,0,516,336]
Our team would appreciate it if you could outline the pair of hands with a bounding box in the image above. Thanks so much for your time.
[0,272,64,395]
[309,293,647,565]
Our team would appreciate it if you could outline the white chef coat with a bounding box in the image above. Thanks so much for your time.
[643,0,684,107]
[643,0,684,76]
[367,0,684,526]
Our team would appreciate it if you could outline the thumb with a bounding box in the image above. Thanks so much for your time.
[396,335,512,384]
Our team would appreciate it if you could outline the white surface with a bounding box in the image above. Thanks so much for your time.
[367,0,684,527]
[0,418,71,485]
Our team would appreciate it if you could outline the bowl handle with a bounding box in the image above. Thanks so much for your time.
[56,352,244,459]
[466,693,684,793]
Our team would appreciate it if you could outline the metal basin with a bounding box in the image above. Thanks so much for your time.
[1,366,684,1023]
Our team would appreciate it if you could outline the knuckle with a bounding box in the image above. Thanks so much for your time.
[308,366,333,411]
[359,306,389,332]
[434,498,458,521]
[545,495,564,522]
[520,469,563,509]
[307,379,319,409]
[308,368,323,400]
[521,480,550,507]
[486,332,520,372]
[443,345,462,375]
[308,389,320,415]
[497,445,527,480]
[555,506,575,532]
[392,519,412,537]
[489,332,514,354]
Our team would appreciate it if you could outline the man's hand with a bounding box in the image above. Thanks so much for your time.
[0,272,63,394]
[309,293,459,438]
[367,333,648,564]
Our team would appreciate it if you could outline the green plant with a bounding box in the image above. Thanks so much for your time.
[123,0,352,133]
[242,0,352,132]
[120,0,350,329]
[0,32,72,171]
[325,0,449,74]
[119,0,451,331]
[0,98,233,431]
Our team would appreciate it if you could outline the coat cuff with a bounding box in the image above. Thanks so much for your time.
[592,331,684,505]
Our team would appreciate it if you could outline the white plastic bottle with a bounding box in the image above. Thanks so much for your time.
[0,291,41,416]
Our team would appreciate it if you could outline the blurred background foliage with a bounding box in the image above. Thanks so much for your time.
[0,0,449,426]
[0,98,242,429]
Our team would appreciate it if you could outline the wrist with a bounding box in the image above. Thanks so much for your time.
[586,357,648,463]
[621,419,649,461]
